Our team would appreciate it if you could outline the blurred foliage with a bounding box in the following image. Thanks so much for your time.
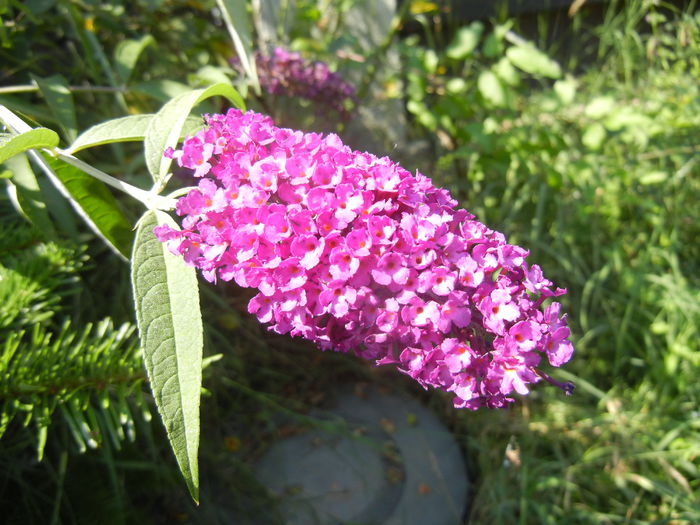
[396,2,700,523]
[401,3,700,390]
[0,196,157,523]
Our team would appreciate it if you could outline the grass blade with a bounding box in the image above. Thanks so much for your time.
[215,0,260,93]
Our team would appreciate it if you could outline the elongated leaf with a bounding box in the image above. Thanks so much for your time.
[554,76,577,105]
[446,21,484,60]
[67,114,204,154]
[255,0,285,45]
[216,0,260,93]
[31,74,78,142]
[131,209,202,502]
[582,123,606,151]
[129,80,191,103]
[189,65,233,87]
[585,96,615,119]
[114,35,156,85]
[67,114,156,154]
[36,168,79,237]
[144,83,244,186]
[506,44,562,79]
[478,70,507,107]
[638,171,668,185]
[180,117,207,141]
[31,152,133,258]
[0,128,59,164]
[3,153,55,235]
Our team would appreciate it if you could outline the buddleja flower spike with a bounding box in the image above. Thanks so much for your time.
[156,109,574,409]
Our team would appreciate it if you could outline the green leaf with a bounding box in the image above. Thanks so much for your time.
[406,100,437,131]
[114,35,156,85]
[129,80,192,103]
[603,107,653,132]
[67,114,155,154]
[639,171,668,185]
[188,65,233,88]
[180,117,207,140]
[144,83,245,187]
[482,32,501,59]
[67,114,204,154]
[554,76,577,105]
[478,70,507,107]
[3,153,55,235]
[585,96,615,119]
[32,153,133,258]
[35,168,79,236]
[506,44,562,79]
[215,0,260,93]
[31,74,78,142]
[421,49,439,75]
[0,128,59,164]
[482,21,512,58]
[493,57,520,86]
[582,122,606,151]
[446,21,484,60]
[445,78,467,95]
[131,209,202,502]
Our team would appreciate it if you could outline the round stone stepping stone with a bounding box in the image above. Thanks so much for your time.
[255,386,469,524]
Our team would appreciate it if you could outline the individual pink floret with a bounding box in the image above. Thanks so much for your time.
[290,234,325,270]
[371,252,407,286]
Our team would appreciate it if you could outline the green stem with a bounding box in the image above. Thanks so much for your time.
[54,151,177,210]
[0,83,125,95]
[0,105,176,211]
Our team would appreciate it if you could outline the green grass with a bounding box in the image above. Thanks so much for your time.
[413,4,700,523]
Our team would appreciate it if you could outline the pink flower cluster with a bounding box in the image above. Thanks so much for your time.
[155,109,574,409]
[244,47,356,120]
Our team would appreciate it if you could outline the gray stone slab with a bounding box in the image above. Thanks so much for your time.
[255,386,468,525]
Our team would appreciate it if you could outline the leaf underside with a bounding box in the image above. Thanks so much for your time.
[131,209,203,503]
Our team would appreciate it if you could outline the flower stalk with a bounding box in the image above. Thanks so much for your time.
[54,151,177,210]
